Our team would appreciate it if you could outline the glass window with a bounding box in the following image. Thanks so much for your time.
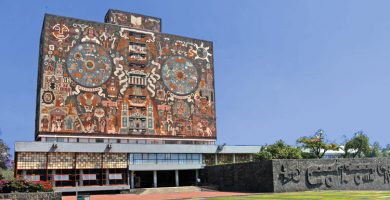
[69,138,77,143]
[54,175,69,181]
[142,154,148,159]
[79,138,88,143]
[157,154,165,160]
[149,154,156,160]
[133,154,142,160]
[179,154,186,160]
[171,154,178,159]
[109,173,122,180]
[82,174,96,180]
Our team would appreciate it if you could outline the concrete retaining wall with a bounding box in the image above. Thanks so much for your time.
[201,158,390,192]
[200,161,273,192]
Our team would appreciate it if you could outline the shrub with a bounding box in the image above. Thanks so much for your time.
[0,180,53,193]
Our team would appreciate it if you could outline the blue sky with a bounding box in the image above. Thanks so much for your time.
[2,0,390,153]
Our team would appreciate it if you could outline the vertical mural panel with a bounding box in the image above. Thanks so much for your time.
[37,13,216,140]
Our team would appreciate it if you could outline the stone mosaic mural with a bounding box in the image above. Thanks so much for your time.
[37,12,216,139]
[105,9,161,32]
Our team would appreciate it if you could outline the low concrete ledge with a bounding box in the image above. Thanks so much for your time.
[55,185,130,192]
[0,192,61,200]
[127,186,201,195]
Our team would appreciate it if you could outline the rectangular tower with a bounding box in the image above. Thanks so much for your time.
[36,11,216,143]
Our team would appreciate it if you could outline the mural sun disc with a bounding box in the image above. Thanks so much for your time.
[162,56,198,96]
[66,43,113,88]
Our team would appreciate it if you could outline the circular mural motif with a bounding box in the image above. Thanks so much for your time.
[42,91,55,104]
[66,43,112,87]
[162,56,198,96]
[173,100,191,119]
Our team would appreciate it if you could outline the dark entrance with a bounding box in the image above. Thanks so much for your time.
[134,171,153,188]
[157,171,175,187]
[179,170,196,186]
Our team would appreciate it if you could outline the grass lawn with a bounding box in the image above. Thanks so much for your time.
[209,191,390,200]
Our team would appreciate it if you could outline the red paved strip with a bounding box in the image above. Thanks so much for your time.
[62,191,250,200]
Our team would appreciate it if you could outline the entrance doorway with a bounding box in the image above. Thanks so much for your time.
[179,170,196,186]
[134,171,153,188]
[157,171,175,187]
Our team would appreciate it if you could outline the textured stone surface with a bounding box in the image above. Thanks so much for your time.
[273,158,390,192]
[0,192,61,200]
[200,161,273,192]
[201,158,390,193]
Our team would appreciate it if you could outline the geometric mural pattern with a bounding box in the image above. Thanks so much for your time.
[48,152,75,169]
[103,153,128,168]
[76,153,102,169]
[17,152,47,169]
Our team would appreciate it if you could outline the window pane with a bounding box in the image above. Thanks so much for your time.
[157,154,165,160]
[133,154,142,160]
[171,154,178,159]
[149,153,156,160]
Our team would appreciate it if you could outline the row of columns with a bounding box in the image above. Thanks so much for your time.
[130,169,199,188]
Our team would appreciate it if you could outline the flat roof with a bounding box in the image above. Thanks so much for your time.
[15,142,261,154]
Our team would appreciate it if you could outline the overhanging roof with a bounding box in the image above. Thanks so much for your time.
[15,142,261,154]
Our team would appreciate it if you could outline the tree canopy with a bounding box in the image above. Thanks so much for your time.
[255,140,302,160]
[343,131,371,158]
[296,129,339,159]
[0,129,11,170]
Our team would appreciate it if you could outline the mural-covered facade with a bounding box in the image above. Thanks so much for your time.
[37,12,216,140]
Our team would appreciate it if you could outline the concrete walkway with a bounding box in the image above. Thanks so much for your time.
[62,191,250,200]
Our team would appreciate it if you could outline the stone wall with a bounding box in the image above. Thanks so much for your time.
[201,158,390,193]
[273,158,390,192]
[0,192,61,200]
[200,161,273,192]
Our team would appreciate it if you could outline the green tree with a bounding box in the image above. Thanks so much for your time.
[367,142,382,158]
[0,129,12,180]
[343,131,371,158]
[254,140,302,160]
[296,129,339,159]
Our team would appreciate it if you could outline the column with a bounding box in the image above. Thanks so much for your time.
[79,169,83,186]
[195,169,199,185]
[249,154,253,161]
[105,169,110,185]
[233,154,236,163]
[130,171,135,189]
[214,154,218,165]
[175,170,179,187]
[153,170,157,188]
[51,170,56,187]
